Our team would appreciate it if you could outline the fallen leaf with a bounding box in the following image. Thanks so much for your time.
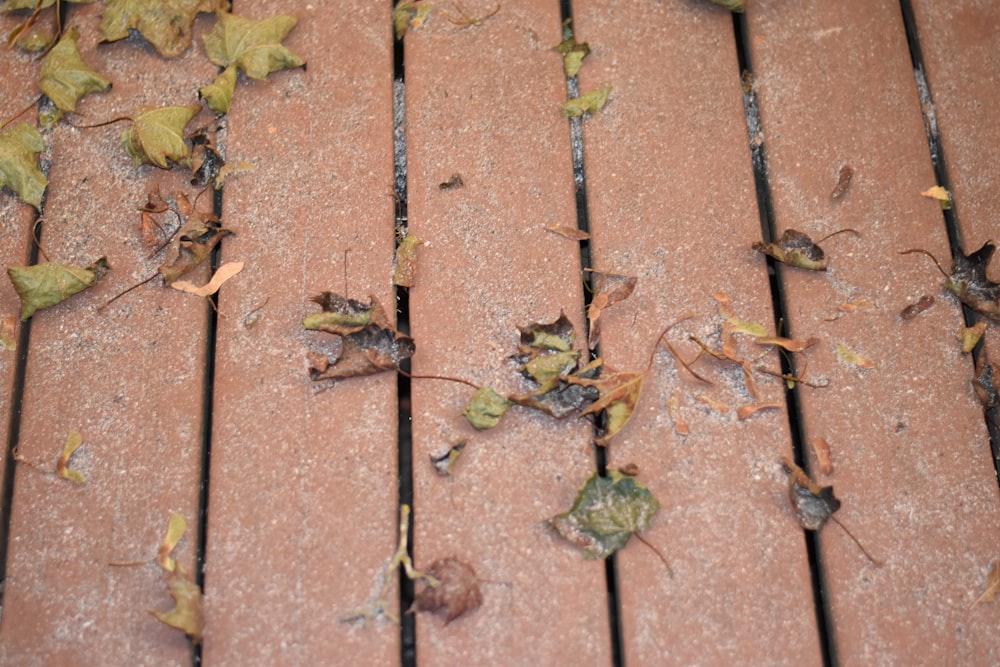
[393,235,422,288]
[753,229,828,271]
[972,561,1000,608]
[0,122,47,210]
[944,242,1000,322]
[755,335,819,352]
[55,429,85,484]
[202,11,306,80]
[812,436,834,475]
[830,164,853,200]
[957,322,987,354]
[39,28,111,116]
[545,225,589,241]
[159,214,232,284]
[189,129,224,187]
[551,471,659,559]
[429,442,466,476]
[781,457,840,531]
[393,0,431,40]
[411,558,483,624]
[553,19,590,78]
[666,393,688,435]
[836,343,875,369]
[618,462,640,477]
[736,401,782,420]
[921,185,952,210]
[462,387,511,430]
[121,105,202,169]
[900,295,934,320]
[563,85,612,117]
[8,257,110,321]
[1,316,16,351]
[157,512,187,572]
[170,261,243,297]
[198,66,237,115]
[705,0,745,12]
[151,567,203,644]
[213,159,255,189]
[695,394,729,413]
[586,269,637,349]
[973,354,999,410]
[577,370,645,445]
[305,293,415,380]
[517,311,575,353]
[100,0,220,58]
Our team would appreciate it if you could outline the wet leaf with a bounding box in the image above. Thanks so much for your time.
[100,0,219,58]
[159,214,231,284]
[393,235,422,288]
[944,242,1000,322]
[753,229,828,271]
[921,185,952,210]
[563,85,612,117]
[900,295,934,320]
[170,261,243,297]
[553,19,590,78]
[305,293,415,381]
[0,122,47,210]
[1,316,15,351]
[462,387,511,430]
[202,11,306,80]
[551,471,659,559]
[587,269,637,349]
[39,28,111,115]
[411,558,483,624]
[55,429,85,484]
[836,343,875,369]
[198,65,236,115]
[151,567,203,644]
[972,561,1000,608]
[430,442,466,476]
[121,105,201,169]
[957,322,987,354]
[705,0,745,12]
[157,512,187,572]
[577,370,645,446]
[8,257,110,321]
[781,457,840,531]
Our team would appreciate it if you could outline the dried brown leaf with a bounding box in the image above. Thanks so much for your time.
[586,269,637,349]
[753,229,828,271]
[972,561,1000,608]
[736,401,782,420]
[812,436,834,475]
[170,261,243,297]
[411,558,483,624]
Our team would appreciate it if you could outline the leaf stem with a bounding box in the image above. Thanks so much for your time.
[829,515,883,567]
[633,532,673,578]
[397,368,481,390]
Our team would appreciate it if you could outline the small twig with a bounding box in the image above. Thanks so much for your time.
[816,228,861,244]
[829,515,883,567]
[0,94,43,130]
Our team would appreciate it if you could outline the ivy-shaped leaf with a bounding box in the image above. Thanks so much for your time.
[39,28,111,115]
[202,11,306,81]
[100,0,220,58]
[945,242,1000,322]
[198,65,236,115]
[551,471,659,559]
[7,257,110,321]
[121,105,201,169]
[0,122,47,210]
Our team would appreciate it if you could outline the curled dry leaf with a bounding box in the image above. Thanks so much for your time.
[430,442,466,476]
[55,430,86,484]
[921,185,952,210]
[438,173,464,190]
[836,343,875,370]
[563,85,612,117]
[945,242,1000,322]
[39,28,111,116]
[957,322,987,354]
[151,567,203,644]
[973,354,999,410]
[577,370,645,446]
[553,18,590,78]
[8,257,110,321]
[781,457,840,531]
[199,66,237,115]
[736,401,782,420]
[586,269,637,349]
[411,558,483,624]
[393,235,423,288]
[393,1,431,40]
[755,335,819,353]
[508,358,601,419]
[170,261,243,297]
[972,561,1000,608]
[812,437,834,475]
[753,229,828,271]
[714,291,766,337]
[551,471,659,560]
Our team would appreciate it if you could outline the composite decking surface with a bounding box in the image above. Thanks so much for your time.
[1,1,999,665]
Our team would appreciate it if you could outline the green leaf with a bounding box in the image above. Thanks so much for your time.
[120,104,201,169]
[562,85,612,118]
[39,28,111,113]
[0,122,47,210]
[100,0,219,58]
[202,11,305,81]
[198,65,236,115]
[551,471,659,559]
[7,257,110,321]
[462,387,511,430]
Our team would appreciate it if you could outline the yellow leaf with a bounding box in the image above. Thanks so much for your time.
[836,343,875,369]
[157,513,187,572]
[55,430,85,484]
[957,322,987,354]
[1,316,15,351]
[151,568,203,644]
[921,185,950,201]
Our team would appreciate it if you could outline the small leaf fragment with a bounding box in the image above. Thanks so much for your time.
[973,354,999,410]
[151,567,203,644]
[736,401,782,420]
[121,105,202,169]
[781,457,840,531]
[812,436,834,475]
[169,261,243,297]
[462,387,511,430]
[921,185,952,210]
[714,291,767,337]
[899,295,934,320]
[972,561,1000,608]
[393,235,423,288]
[551,471,659,560]
[957,321,987,354]
[753,229,828,271]
[157,513,187,572]
[438,173,464,190]
[755,336,819,352]
[430,442,466,476]
[159,214,232,284]
[202,11,306,80]
[563,85,612,117]
[586,269,637,349]
[198,65,237,115]
[39,28,111,114]
[8,257,110,321]
[55,430,85,484]
[704,0,745,12]
[0,122,47,210]
[214,159,255,189]
[1,316,16,351]
[411,558,483,624]
[546,225,589,241]
[830,164,853,200]
[836,343,875,369]
[393,1,431,40]
[666,393,688,435]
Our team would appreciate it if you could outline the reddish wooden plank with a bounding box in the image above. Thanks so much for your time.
[748,0,1000,663]
[202,3,400,664]
[404,2,611,663]
[575,1,823,664]
[0,6,216,664]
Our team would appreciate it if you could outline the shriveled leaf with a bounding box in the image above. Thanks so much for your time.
[836,343,875,369]
[100,0,219,58]
[782,457,840,531]
[1,315,15,351]
[202,11,306,81]
[8,257,109,321]
[0,122,47,210]
[157,512,187,572]
[551,471,659,559]
[705,0,745,12]
[189,129,224,187]
[576,370,645,446]
[304,292,375,335]
[55,429,85,484]
[921,185,952,210]
[972,561,1000,608]
[214,159,255,189]
[411,558,482,624]
[121,105,201,169]
[438,173,464,190]
[170,261,243,297]
[39,28,111,114]
[462,387,511,430]
[944,242,1000,322]
[394,1,431,40]
[546,225,589,241]
[753,229,827,271]
[198,65,236,115]
[830,164,853,200]
[430,442,466,476]
[151,568,203,644]
[563,85,612,117]
[587,269,637,349]
[957,321,987,354]
[159,214,231,284]
[393,235,423,288]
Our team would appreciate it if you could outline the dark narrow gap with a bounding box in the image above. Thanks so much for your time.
[392,14,417,667]
[558,2,623,666]
[897,0,1000,478]
[732,13,836,667]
